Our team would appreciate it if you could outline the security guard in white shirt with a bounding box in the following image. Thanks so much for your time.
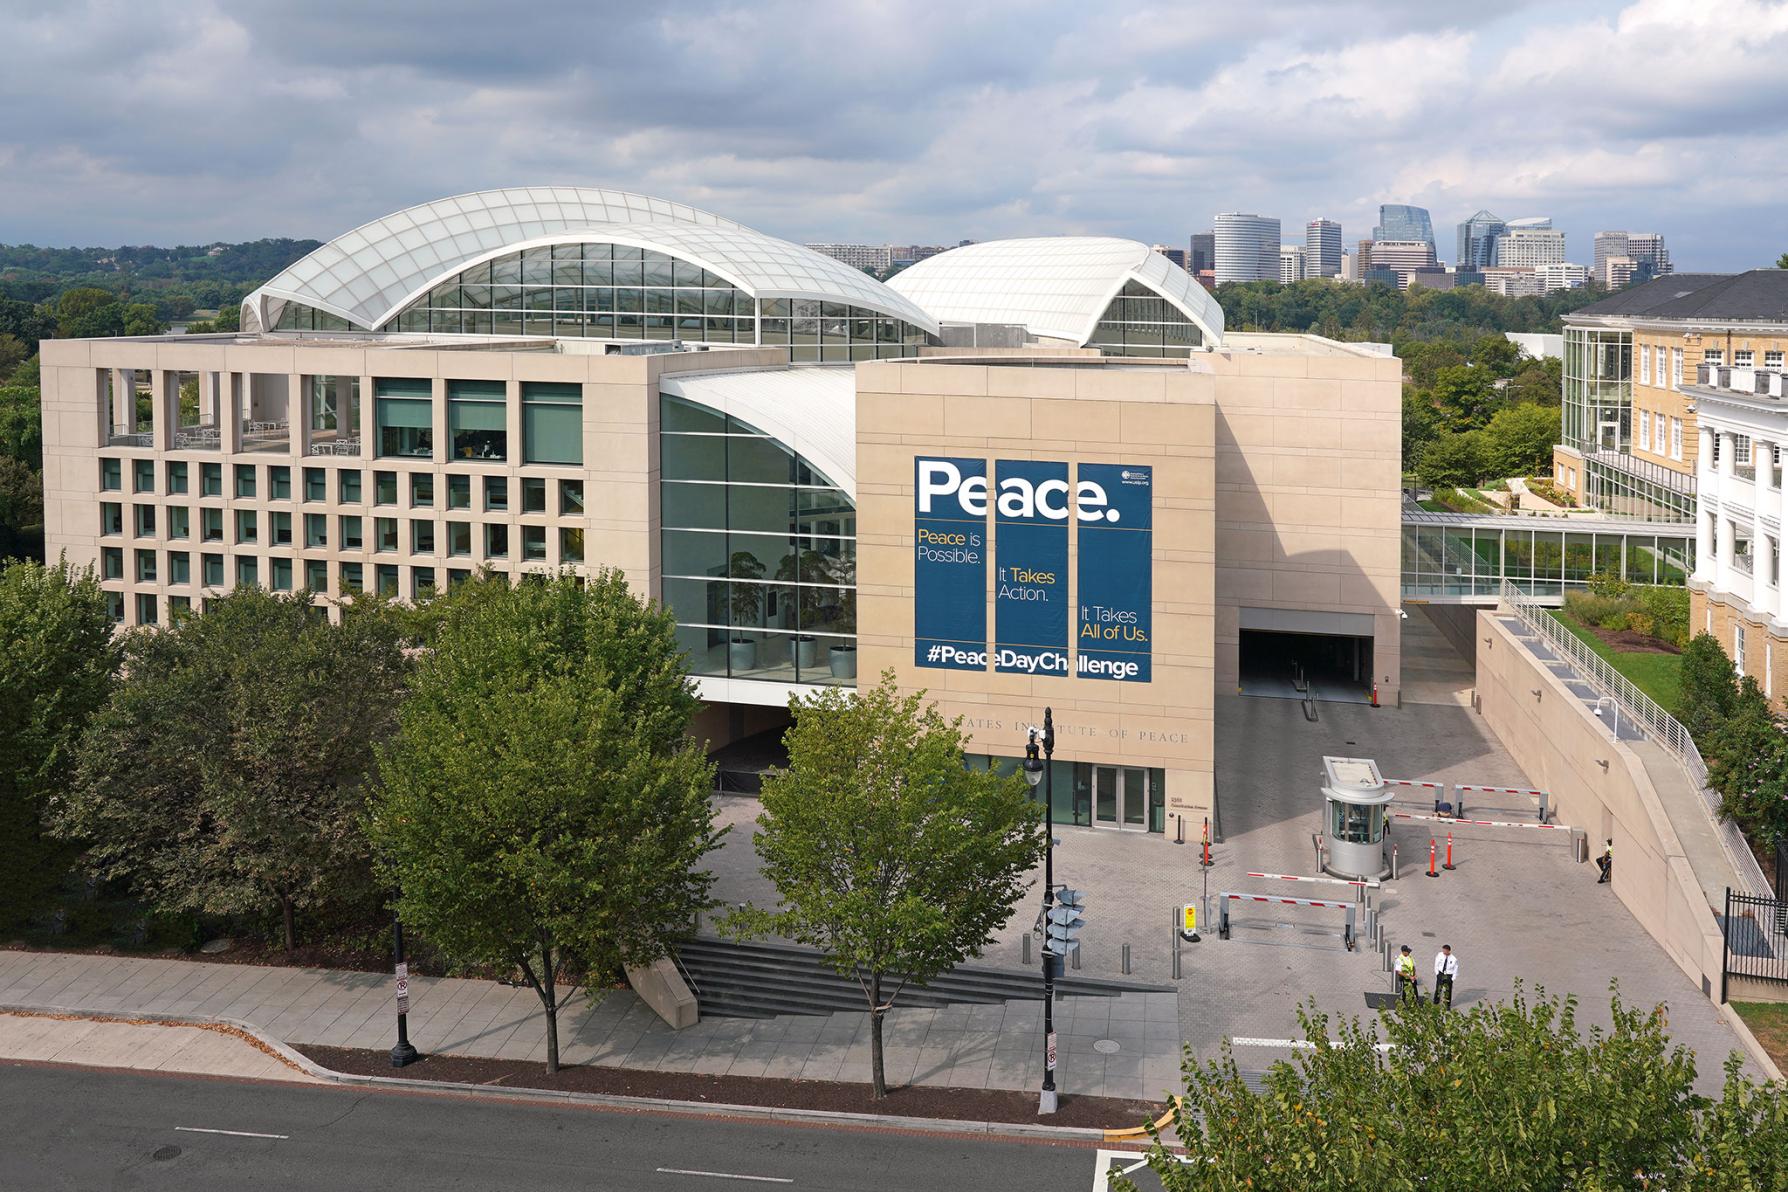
[1433,944,1458,1009]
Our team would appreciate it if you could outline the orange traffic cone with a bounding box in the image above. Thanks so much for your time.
[1443,832,1456,871]
[1426,838,1438,878]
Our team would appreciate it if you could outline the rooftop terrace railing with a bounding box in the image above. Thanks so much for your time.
[1499,578,1771,896]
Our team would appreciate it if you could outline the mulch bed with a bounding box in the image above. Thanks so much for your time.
[1585,625,1681,655]
[297,1043,1162,1131]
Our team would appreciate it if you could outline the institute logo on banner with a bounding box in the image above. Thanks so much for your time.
[913,455,1152,683]
[913,457,989,671]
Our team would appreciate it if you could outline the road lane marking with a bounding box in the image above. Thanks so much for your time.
[655,1168,793,1184]
[175,1126,289,1140]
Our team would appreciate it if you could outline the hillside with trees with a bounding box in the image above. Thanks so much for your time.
[0,239,319,325]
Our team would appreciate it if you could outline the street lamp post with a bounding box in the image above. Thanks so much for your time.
[390,899,419,1068]
[1023,707,1058,1114]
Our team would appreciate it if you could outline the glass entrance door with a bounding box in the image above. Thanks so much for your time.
[1094,765,1150,830]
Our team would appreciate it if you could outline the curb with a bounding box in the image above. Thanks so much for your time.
[0,1003,1122,1143]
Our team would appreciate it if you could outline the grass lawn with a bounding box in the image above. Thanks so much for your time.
[1732,1002,1788,1074]
[1547,609,1683,716]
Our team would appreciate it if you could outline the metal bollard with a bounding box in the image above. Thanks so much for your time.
[1172,947,1182,980]
[1391,845,1399,880]
[1122,943,1131,975]
[1023,934,1031,966]
[1071,943,1081,971]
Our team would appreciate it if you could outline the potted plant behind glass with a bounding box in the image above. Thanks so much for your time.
[727,551,765,671]
[776,548,829,670]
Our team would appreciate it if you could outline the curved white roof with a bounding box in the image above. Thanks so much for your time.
[887,236,1223,348]
[659,367,857,498]
[243,186,937,335]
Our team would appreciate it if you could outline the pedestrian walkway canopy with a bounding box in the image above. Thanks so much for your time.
[1401,508,1694,603]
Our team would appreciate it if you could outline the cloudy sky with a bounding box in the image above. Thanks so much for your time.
[1,0,1783,269]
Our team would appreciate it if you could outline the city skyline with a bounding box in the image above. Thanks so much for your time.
[0,0,1781,271]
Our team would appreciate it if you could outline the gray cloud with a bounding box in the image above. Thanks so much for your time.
[0,0,1778,270]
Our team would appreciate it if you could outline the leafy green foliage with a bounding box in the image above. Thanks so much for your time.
[1707,677,1788,848]
[1481,402,1560,478]
[1414,428,1488,488]
[367,571,719,1072]
[56,589,406,949]
[1122,985,1788,1192]
[1212,278,1611,343]
[1679,632,1738,744]
[0,560,119,930]
[726,672,1045,1097]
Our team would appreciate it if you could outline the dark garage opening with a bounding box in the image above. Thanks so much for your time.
[1239,628,1374,704]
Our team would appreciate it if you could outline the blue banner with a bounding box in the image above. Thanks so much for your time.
[994,460,1070,676]
[913,457,988,671]
[1075,463,1152,682]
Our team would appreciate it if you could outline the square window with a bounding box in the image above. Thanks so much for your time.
[271,511,292,546]
[521,477,547,513]
[236,509,259,543]
[376,563,399,597]
[561,526,584,563]
[101,546,123,579]
[201,507,223,542]
[376,517,398,552]
[236,556,259,588]
[447,474,471,509]
[202,553,224,587]
[485,476,508,511]
[134,504,156,537]
[134,459,155,493]
[167,506,190,540]
[234,464,256,498]
[339,469,362,503]
[448,521,472,556]
[167,461,188,495]
[201,463,223,497]
[522,524,548,561]
[559,479,584,515]
[375,471,398,505]
[305,512,328,547]
[135,548,157,582]
[105,591,124,623]
[341,515,364,549]
[270,558,293,592]
[168,594,191,619]
[411,519,435,553]
[169,551,190,584]
[135,593,158,626]
[485,522,509,558]
[100,458,121,491]
[304,559,329,592]
[411,566,436,598]
[448,568,471,588]
[269,466,291,500]
[101,502,122,536]
[411,472,434,507]
[340,561,363,592]
[304,467,327,501]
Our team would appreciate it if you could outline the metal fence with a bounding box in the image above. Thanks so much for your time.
[1499,579,1772,896]
[1721,889,1788,1000]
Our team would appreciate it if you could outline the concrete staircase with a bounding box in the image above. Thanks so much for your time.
[674,936,1174,1019]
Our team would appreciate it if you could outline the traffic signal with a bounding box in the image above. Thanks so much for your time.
[1044,889,1086,957]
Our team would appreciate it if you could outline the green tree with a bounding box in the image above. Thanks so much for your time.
[0,560,119,929]
[55,287,124,339]
[1777,251,1788,269]
[1470,331,1523,377]
[1706,676,1788,848]
[1400,390,1439,472]
[726,672,1046,1099]
[122,302,167,337]
[1678,631,1738,745]
[1121,986,1788,1192]
[1415,429,1489,489]
[57,589,406,949]
[0,384,45,468]
[1429,364,1498,431]
[367,571,720,1073]
[1481,401,1558,478]
[0,457,45,561]
[0,333,26,375]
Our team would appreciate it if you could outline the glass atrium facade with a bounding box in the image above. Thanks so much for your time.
[1085,280,1204,357]
[1562,325,1632,453]
[659,395,857,686]
[372,242,931,361]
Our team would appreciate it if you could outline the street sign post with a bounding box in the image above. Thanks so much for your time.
[394,962,410,1015]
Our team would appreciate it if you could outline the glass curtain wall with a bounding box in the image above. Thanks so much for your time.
[379,241,931,360]
[659,394,857,685]
[1400,522,1693,598]
[273,302,353,331]
[1562,325,1632,453]
[1085,280,1203,357]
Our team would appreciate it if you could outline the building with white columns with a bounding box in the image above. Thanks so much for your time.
[1689,360,1788,702]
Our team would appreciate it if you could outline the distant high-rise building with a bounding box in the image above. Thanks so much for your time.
[1626,233,1672,277]
[1456,210,1507,270]
[1279,245,1306,285]
[1356,239,1375,274]
[1339,250,1359,282]
[1541,263,1591,292]
[1594,232,1630,279]
[1305,219,1342,278]
[1372,204,1436,254]
[1361,240,1438,289]
[1481,267,1546,297]
[1494,226,1566,270]
[1507,216,1553,231]
[1213,213,1280,283]
[1601,255,1639,288]
[1189,232,1215,275]
[805,243,894,272]
[1152,244,1188,269]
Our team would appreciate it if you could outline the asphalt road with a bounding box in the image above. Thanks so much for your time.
[0,1062,1108,1191]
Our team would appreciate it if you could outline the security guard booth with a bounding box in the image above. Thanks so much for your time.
[1321,755,1392,880]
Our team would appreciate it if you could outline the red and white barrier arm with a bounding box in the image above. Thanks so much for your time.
[1392,812,1571,831]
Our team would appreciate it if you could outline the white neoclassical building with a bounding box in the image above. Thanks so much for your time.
[1689,360,1788,698]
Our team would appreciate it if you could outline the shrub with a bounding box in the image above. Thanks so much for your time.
[1679,632,1738,744]
[1624,611,1656,638]
[1638,586,1689,648]
[1588,569,1632,598]
[1564,590,1630,628]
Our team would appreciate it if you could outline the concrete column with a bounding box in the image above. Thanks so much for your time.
[1753,441,1777,617]
[1775,464,1788,633]
[1717,514,1737,593]
[1699,425,1716,482]
[1694,506,1716,584]
[1720,431,1738,477]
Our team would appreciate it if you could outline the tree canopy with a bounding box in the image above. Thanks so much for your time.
[367,570,721,1072]
[726,672,1046,1098]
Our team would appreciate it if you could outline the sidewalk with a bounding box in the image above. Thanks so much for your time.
[0,949,1179,1102]
[0,1009,318,1083]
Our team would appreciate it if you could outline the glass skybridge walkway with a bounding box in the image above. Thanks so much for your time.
[1401,508,1694,604]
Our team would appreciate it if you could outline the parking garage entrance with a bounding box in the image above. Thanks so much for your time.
[1238,608,1375,705]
